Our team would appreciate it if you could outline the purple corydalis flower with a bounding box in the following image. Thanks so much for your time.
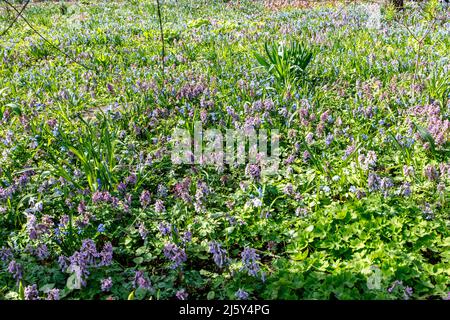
[7,260,22,280]
[157,184,168,197]
[99,242,113,266]
[24,284,39,300]
[46,288,60,300]
[125,174,137,185]
[173,178,192,203]
[117,182,127,193]
[240,247,260,277]
[176,289,188,300]
[81,239,98,264]
[77,201,86,214]
[302,150,310,162]
[245,163,261,181]
[325,134,334,146]
[140,190,151,208]
[158,222,172,237]
[235,289,249,300]
[154,199,165,213]
[101,277,113,292]
[404,286,413,300]
[209,241,229,268]
[138,223,148,240]
[342,144,356,160]
[36,244,49,260]
[58,255,69,271]
[26,213,38,240]
[68,251,90,287]
[401,182,412,197]
[283,184,294,196]
[92,191,103,203]
[403,165,414,177]
[368,173,381,192]
[163,243,187,269]
[59,215,69,227]
[133,271,152,290]
[305,132,314,144]
[182,231,192,243]
[0,246,13,262]
[424,165,439,181]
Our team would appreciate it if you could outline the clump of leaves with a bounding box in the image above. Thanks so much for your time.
[254,40,313,88]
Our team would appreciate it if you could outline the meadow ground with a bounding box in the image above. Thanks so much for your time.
[0,0,449,300]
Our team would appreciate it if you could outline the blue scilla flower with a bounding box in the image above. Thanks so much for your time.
[97,224,105,233]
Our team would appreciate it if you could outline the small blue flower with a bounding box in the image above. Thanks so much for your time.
[97,224,105,233]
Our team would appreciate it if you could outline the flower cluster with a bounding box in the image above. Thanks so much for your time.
[163,243,187,269]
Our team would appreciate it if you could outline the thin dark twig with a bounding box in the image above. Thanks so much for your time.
[156,0,165,78]
[2,0,94,71]
[0,0,30,38]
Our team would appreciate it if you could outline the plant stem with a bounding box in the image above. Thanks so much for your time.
[156,0,165,78]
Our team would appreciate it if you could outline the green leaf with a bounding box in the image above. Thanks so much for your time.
[18,281,25,300]
[291,249,309,261]
[133,257,144,264]
[66,273,81,290]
